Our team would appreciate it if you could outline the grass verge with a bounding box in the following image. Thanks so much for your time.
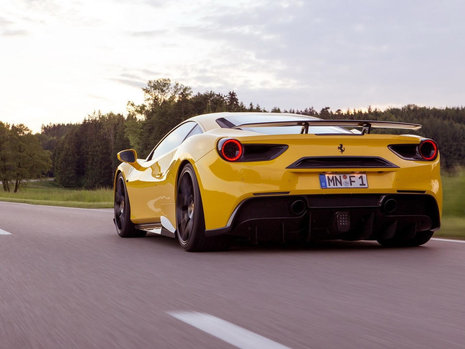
[435,216,465,240]
[438,169,465,239]
[0,180,112,208]
[442,169,465,217]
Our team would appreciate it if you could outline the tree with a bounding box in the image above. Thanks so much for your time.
[0,123,51,192]
[42,79,465,190]
[0,122,14,191]
[54,128,83,187]
[54,112,131,189]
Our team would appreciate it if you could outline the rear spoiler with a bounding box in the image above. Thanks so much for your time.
[233,120,422,134]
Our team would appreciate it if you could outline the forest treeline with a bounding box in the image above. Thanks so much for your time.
[2,78,465,191]
[0,123,51,192]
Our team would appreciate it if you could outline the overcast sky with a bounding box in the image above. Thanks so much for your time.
[1,0,464,132]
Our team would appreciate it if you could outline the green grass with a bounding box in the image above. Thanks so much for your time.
[0,180,113,208]
[438,169,465,239]
[435,217,465,239]
[442,169,465,217]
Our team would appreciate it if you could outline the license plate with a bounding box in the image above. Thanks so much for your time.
[319,173,368,189]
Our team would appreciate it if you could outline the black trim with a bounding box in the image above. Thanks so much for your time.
[204,194,441,242]
[397,190,426,194]
[242,144,288,161]
[388,144,420,161]
[287,156,399,169]
[253,191,290,196]
[389,141,439,162]
[216,117,236,128]
[217,139,288,162]
[205,227,231,237]
[233,120,422,134]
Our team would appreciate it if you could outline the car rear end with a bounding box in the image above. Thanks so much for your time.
[194,116,441,245]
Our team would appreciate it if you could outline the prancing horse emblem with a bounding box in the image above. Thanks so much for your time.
[338,144,345,154]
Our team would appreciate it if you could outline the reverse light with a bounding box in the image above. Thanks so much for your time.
[219,139,243,161]
[418,140,438,161]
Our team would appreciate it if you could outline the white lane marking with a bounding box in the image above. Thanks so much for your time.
[0,228,12,235]
[168,312,291,349]
[433,238,465,244]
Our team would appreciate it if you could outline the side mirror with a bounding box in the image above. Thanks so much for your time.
[117,149,138,164]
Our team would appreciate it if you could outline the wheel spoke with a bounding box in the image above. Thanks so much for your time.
[185,218,194,236]
[181,216,190,240]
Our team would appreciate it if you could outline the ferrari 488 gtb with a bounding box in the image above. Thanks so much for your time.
[113,112,442,251]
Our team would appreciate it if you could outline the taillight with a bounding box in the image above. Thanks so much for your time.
[219,139,243,161]
[418,140,438,161]
[389,139,438,161]
[217,139,288,162]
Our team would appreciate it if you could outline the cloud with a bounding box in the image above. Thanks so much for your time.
[170,0,465,110]
[112,78,147,89]
[0,13,29,37]
[0,17,13,27]
[129,29,169,37]
[110,69,167,90]
[1,29,29,36]
[1,0,465,133]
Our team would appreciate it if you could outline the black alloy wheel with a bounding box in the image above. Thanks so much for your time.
[114,173,146,238]
[176,164,204,251]
[176,164,229,251]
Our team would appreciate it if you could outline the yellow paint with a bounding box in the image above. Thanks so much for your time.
[114,113,442,231]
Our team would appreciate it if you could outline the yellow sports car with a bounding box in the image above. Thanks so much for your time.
[113,112,441,251]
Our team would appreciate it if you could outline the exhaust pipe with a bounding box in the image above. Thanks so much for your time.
[383,198,398,214]
[290,199,307,216]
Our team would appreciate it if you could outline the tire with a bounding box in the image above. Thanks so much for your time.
[377,230,433,247]
[114,173,146,238]
[405,230,434,246]
[175,164,229,251]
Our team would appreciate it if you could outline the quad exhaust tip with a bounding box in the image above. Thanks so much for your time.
[290,199,307,216]
[383,198,398,214]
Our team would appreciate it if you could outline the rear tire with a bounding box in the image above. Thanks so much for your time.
[114,173,146,238]
[176,164,229,251]
[377,230,433,247]
[406,230,434,246]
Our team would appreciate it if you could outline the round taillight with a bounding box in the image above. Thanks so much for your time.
[220,139,243,161]
[418,140,438,161]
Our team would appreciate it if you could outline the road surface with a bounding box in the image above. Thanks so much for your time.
[1,201,464,348]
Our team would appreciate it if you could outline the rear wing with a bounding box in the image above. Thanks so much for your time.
[233,120,422,135]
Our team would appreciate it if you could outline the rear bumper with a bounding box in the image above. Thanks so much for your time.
[205,193,440,242]
[194,146,442,231]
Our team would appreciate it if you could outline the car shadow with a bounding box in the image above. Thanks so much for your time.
[141,232,434,254]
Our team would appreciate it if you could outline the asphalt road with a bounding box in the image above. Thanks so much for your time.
[1,201,465,349]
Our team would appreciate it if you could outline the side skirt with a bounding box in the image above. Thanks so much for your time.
[135,217,176,238]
